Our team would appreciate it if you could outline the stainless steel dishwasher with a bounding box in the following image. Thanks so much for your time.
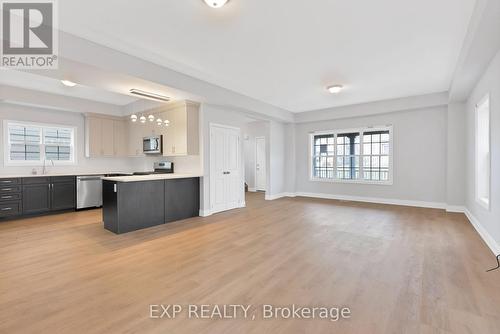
[76,175,104,209]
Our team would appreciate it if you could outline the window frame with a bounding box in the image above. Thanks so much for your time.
[475,94,491,210]
[3,120,77,167]
[309,125,393,185]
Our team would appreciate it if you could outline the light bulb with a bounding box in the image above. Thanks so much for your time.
[148,115,155,122]
[203,0,229,8]
[327,85,344,94]
[157,118,162,125]
[140,115,146,123]
[130,114,137,122]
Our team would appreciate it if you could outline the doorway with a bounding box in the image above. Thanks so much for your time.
[209,124,243,214]
[255,136,266,191]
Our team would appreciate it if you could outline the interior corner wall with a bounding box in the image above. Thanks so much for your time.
[267,120,287,198]
[294,106,448,205]
[284,123,296,194]
[464,49,500,252]
[446,103,466,208]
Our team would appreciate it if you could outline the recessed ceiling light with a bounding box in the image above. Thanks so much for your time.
[61,80,77,87]
[203,0,229,8]
[327,85,344,94]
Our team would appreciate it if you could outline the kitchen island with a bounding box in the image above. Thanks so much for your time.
[101,174,201,234]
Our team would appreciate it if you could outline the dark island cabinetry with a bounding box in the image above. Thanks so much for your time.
[103,177,200,234]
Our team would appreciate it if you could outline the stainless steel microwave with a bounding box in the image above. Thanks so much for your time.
[143,135,162,154]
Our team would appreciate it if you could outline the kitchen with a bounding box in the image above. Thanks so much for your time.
[0,80,204,233]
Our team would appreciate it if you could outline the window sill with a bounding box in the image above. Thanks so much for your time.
[309,177,393,186]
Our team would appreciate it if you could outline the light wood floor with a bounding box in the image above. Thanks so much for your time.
[1,192,500,334]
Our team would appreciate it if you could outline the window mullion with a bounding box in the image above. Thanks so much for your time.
[360,131,364,181]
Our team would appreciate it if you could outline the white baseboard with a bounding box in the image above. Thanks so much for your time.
[445,205,466,213]
[199,209,212,217]
[464,209,500,255]
[265,192,295,201]
[293,192,446,209]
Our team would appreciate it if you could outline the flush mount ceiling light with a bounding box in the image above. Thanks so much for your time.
[327,85,344,94]
[203,0,229,8]
[61,80,77,87]
[129,89,170,102]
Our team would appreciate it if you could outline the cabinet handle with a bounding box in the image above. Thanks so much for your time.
[1,188,12,191]
[0,180,12,183]
[1,207,12,211]
[1,196,13,199]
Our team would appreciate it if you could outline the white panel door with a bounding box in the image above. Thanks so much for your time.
[210,126,228,213]
[255,137,266,191]
[210,125,242,214]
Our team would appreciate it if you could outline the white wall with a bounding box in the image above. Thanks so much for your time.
[0,103,159,175]
[242,121,269,191]
[446,103,466,207]
[464,49,500,253]
[267,121,287,199]
[293,106,448,205]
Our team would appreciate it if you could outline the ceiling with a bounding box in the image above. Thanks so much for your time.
[0,69,137,106]
[56,0,477,113]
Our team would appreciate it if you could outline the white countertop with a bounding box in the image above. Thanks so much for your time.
[0,172,133,178]
[102,173,203,182]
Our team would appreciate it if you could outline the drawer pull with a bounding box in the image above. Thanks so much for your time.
[1,207,12,211]
[0,180,12,183]
[1,196,13,199]
[1,188,12,191]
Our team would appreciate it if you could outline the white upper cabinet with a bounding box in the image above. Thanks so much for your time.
[86,101,199,158]
[85,114,128,158]
[160,101,199,157]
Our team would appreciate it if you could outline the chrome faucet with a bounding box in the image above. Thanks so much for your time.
[42,159,54,175]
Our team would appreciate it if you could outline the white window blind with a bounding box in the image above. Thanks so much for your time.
[4,121,75,166]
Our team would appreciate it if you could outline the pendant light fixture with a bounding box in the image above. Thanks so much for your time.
[139,115,146,123]
[130,114,137,122]
[203,0,229,8]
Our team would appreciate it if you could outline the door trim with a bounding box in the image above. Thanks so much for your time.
[255,136,267,193]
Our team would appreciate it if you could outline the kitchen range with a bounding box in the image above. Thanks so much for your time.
[0,161,201,234]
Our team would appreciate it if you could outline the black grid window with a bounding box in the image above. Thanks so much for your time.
[7,122,74,164]
[362,131,390,181]
[336,133,360,180]
[8,125,41,161]
[44,128,72,161]
[312,134,335,179]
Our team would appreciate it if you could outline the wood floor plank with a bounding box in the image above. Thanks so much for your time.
[0,192,499,333]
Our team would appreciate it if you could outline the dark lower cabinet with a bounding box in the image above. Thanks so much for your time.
[165,178,200,223]
[12,176,76,218]
[22,183,51,215]
[103,177,200,234]
[51,181,76,211]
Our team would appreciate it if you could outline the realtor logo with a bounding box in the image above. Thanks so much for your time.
[1,0,58,68]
